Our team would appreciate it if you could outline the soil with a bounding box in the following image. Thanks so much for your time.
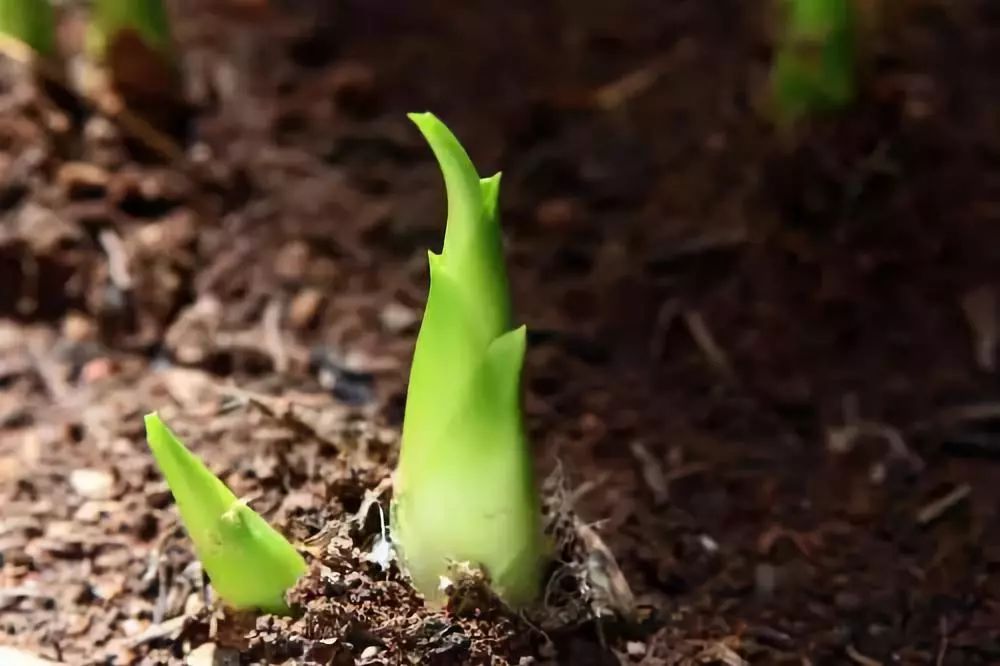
[2,0,1000,664]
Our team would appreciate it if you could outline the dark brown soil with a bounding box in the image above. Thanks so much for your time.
[2,1,1000,664]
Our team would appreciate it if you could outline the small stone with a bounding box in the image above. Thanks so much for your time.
[380,301,417,333]
[186,643,239,666]
[61,312,96,342]
[69,468,115,500]
[136,210,198,253]
[80,357,116,384]
[91,575,126,601]
[626,641,646,658]
[56,162,109,199]
[120,618,145,637]
[288,288,325,329]
[83,116,120,144]
[699,534,719,554]
[65,611,92,636]
[73,500,112,523]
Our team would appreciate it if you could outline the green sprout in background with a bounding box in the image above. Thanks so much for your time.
[87,0,174,65]
[770,0,857,126]
[0,0,56,57]
[144,413,306,615]
[392,113,543,608]
[86,0,187,145]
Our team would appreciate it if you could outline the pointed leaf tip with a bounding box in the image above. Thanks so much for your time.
[144,410,161,433]
[480,173,502,224]
[144,412,234,522]
[407,112,483,258]
[406,112,512,336]
[406,111,433,123]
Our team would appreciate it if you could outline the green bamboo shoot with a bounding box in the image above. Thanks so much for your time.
[771,0,857,124]
[144,413,306,614]
[392,113,543,608]
[0,0,56,56]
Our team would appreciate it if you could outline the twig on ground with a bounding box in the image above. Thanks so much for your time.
[629,441,668,505]
[845,644,883,666]
[591,41,698,112]
[567,475,607,508]
[592,56,671,110]
[153,551,169,624]
[577,520,637,621]
[961,285,997,372]
[941,432,1000,459]
[827,419,924,473]
[649,299,680,361]
[262,299,288,374]
[916,484,971,526]
[916,402,1000,429]
[98,229,134,292]
[935,617,949,666]
[683,310,737,384]
[911,401,1000,458]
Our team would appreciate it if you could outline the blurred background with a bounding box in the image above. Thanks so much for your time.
[1,1,999,663]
